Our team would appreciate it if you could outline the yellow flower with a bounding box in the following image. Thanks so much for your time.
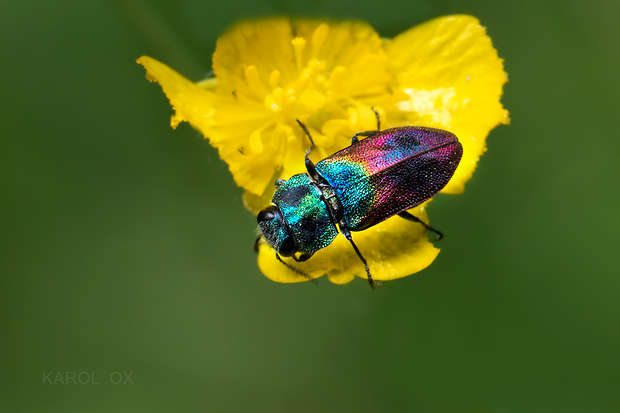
[138,15,508,284]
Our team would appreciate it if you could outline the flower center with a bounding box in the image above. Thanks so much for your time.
[260,37,334,120]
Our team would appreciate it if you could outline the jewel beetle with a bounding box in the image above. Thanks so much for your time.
[256,115,463,287]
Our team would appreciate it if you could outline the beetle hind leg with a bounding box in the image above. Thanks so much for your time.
[351,130,378,145]
[340,227,381,289]
[398,211,444,241]
[350,108,382,144]
[371,107,380,130]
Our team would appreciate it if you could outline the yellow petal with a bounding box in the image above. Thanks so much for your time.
[139,56,279,194]
[137,56,215,131]
[214,18,298,95]
[257,204,439,284]
[385,15,509,193]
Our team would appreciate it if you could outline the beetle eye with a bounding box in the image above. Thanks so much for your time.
[257,206,277,224]
[278,236,296,257]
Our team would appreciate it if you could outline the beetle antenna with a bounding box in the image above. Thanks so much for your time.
[295,119,316,148]
[275,253,318,284]
[296,120,320,180]
[371,107,381,130]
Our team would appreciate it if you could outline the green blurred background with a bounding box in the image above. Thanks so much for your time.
[2,0,619,411]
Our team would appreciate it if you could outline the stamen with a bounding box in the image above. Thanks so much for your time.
[311,24,329,57]
[244,65,267,96]
[264,89,282,112]
[270,124,290,151]
[298,89,325,111]
[269,70,281,88]
[249,129,263,154]
[325,65,347,91]
[291,37,306,72]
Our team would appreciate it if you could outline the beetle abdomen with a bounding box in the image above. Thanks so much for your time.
[315,127,462,230]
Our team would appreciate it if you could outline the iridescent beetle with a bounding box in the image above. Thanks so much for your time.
[257,114,463,287]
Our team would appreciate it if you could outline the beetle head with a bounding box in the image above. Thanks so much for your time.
[257,205,297,257]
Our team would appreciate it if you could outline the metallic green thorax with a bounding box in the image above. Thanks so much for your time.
[272,174,338,254]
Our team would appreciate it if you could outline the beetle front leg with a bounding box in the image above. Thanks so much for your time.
[398,211,444,241]
[256,236,317,283]
[296,119,320,179]
[293,252,314,262]
[275,253,318,284]
[339,226,381,289]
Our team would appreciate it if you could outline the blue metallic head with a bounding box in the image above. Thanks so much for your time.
[257,205,297,256]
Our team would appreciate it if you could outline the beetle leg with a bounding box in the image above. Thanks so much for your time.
[351,130,378,145]
[398,211,444,241]
[339,226,381,289]
[275,253,318,284]
[257,239,317,283]
[304,152,318,179]
[371,107,381,130]
[296,120,320,179]
[350,108,382,144]
[293,252,314,262]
